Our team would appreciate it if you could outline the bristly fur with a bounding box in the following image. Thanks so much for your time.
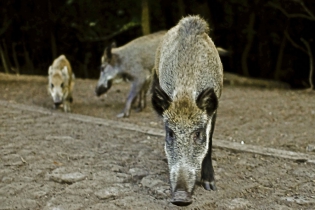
[48,55,75,112]
[178,15,209,36]
[151,15,223,205]
[96,31,167,117]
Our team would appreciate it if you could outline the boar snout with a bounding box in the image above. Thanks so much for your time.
[53,95,63,108]
[95,80,112,97]
[95,85,108,97]
[171,191,192,206]
[54,101,62,108]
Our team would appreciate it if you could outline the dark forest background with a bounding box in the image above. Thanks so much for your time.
[0,0,314,88]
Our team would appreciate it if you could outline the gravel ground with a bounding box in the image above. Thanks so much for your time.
[0,73,314,209]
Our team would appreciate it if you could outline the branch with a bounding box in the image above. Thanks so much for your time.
[267,2,315,20]
[0,18,12,36]
[301,38,314,90]
[75,22,141,42]
[284,30,307,53]
[299,1,315,19]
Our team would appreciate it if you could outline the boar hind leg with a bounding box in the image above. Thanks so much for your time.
[201,112,217,191]
[134,76,150,112]
[135,87,146,112]
[117,79,145,118]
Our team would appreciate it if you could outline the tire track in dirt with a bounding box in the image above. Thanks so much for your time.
[1,100,314,165]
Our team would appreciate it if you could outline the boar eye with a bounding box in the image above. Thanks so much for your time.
[61,83,64,88]
[165,127,175,144]
[168,130,175,138]
[51,84,54,88]
[193,131,200,139]
[192,129,205,144]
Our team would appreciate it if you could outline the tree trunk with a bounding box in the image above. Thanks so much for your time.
[141,0,150,35]
[2,40,12,72]
[301,38,314,90]
[51,32,57,60]
[177,0,185,18]
[195,0,213,27]
[274,34,287,80]
[83,52,92,78]
[0,43,9,73]
[241,12,256,77]
[23,42,34,74]
[12,43,20,74]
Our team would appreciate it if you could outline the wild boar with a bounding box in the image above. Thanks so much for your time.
[151,16,223,205]
[95,31,166,118]
[48,55,75,112]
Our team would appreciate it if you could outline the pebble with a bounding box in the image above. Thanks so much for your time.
[95,186,124,200]
[217,198,251,209]
[306,144,315,152]
[129,168,147,179]
[140,176,164,189]
[49,168,86,184]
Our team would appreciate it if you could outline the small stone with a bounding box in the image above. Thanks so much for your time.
[1,176,13,183]
[141,176,164,189]
[306,144,315,152]
[217,198,251,210]
[129,168,147,179]
[49,169,86,184]
[95,187,122,200]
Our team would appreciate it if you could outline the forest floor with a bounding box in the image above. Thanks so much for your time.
[0,73,315,209]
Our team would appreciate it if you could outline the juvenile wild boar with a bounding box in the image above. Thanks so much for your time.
[151,16,223,205]
[48,55,75,112]
[95,31,166,118]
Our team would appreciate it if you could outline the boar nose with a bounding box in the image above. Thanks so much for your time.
[54,101,62,108]
[95,85,107,96]
[171,190,192,206]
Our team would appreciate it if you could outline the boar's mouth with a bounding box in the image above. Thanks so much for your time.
[95,80,112,96]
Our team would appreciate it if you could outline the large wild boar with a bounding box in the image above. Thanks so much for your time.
[151,16,223,205]
[95,31,166,118]
[48,55,75,112]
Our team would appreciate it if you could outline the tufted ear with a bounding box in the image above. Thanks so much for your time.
[151,71,172,116]
[61,66,69,77]
[48,66,53,75]
[111,42,116,48]
[104,42,116,60]
[196,87,218,116]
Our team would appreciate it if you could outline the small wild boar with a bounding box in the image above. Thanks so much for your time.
[48,55,75,112]
[95,31,166,118]
[151,16,223,205]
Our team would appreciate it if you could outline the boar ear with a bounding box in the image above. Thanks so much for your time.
[196,88,218,116]
[48,66,53,75]
[105,47,112,60]
[105,42,116,60]
[151,72,172,116]
[61,66,68,77]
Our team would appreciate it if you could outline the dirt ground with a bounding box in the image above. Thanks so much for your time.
[0,73,315,209]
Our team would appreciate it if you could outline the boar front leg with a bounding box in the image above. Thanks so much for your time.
[117,78,146,118]
[201,112,217,191]
[63,100,71,113]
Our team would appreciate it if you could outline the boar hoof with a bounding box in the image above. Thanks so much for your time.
[116,112,129,118]
[171,191,192,206]
[203,181,217,191]
[135,107,142,113]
